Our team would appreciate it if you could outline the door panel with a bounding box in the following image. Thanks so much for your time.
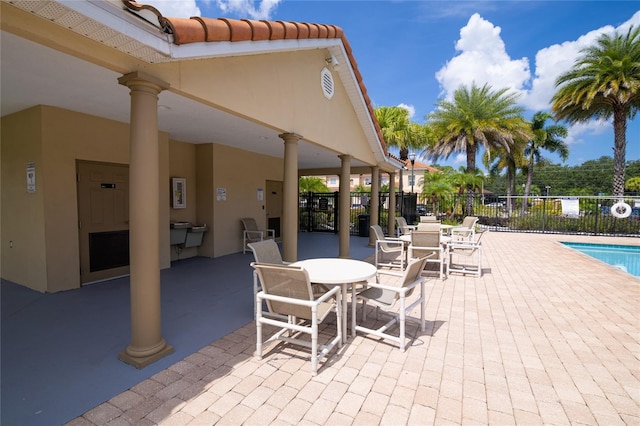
[77,161,130,284]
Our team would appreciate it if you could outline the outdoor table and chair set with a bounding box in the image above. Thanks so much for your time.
[242,215,484,376]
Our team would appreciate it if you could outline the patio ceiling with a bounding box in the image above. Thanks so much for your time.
[0,1,388,171]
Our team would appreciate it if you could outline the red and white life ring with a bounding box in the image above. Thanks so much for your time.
[611,202,632,219]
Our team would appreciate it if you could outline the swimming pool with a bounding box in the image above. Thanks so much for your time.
[561,242,640,278]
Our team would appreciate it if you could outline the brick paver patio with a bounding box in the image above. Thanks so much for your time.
[68,232,639,425]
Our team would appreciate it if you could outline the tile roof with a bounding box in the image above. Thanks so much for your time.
[122,0,391,162]
[404,158,440,173]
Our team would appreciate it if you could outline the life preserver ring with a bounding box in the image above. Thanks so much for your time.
[611,202,632,218]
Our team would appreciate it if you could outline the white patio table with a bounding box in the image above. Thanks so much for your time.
[291,258,376,342]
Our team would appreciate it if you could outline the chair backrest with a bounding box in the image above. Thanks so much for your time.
[401,256,429,298]
[241,217,258,232]
[395,217,411,235]
[371,225,400,253]
[251,263,314,319]
[371,224,385,241]
[460,216,479,229]
[248,239,284,264]
[417,222,440,231]
[411,230,441,259]
[420,216,438,222]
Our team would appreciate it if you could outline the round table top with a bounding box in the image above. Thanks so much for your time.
[292,258,376,284]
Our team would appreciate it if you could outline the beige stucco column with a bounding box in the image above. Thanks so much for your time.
[279,133,302,262]
[338,154,351,258]
[368,166,380,247]
[117,72,173,369]
[388,171,397,237]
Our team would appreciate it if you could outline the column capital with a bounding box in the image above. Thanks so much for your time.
[118,71,170,94]
[278,132,303,143]
[338,154,352,161]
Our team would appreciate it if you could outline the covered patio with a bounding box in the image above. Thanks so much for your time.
[3,232,639,425]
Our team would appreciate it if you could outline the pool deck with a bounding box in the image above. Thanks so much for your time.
[8,232,640,425]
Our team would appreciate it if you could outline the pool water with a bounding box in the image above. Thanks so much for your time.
[562,242,640,278]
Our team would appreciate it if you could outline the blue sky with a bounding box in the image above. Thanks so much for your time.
[145,1,639,169]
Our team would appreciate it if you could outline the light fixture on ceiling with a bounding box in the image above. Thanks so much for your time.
[325,55,339,70]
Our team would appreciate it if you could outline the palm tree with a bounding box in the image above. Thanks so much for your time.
[375,106,431,160]
[448,167,486,219]
[522,112,568,210]
[427,83,532,215]
[421,169,453,216]
[552,26,640,198]
[484,143,526,213]
[299,176,329,192]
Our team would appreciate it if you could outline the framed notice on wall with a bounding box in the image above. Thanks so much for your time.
[172,177,186,209]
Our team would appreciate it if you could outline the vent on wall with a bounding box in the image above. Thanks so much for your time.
[320,67,334,100]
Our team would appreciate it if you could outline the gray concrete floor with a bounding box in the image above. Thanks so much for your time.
[1,233,374,426]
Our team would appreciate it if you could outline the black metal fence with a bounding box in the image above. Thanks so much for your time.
[299,191,640,237]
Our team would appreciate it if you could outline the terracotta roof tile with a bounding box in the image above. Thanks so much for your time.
[245,20,271,41]
[404,159,440,173]
[192,18,228,42]
[121,0,391,160]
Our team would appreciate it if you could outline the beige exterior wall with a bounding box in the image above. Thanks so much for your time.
[1,107,47,292]
[1,106,173,292]
[1,106,285,292]
[210,144,283,257]
[168,140,199,261]
[153,50,375,166]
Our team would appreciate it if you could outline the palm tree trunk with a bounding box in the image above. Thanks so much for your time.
[465,145,477,216]
[522,155,534,214]
[613,107,627,198]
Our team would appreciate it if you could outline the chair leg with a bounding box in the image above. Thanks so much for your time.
[256,298,263,360]
[399,295,406,352]
[311,307,318,376]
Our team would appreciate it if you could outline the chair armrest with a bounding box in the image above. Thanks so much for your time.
[257,285,340,306]
[376,270,404,278]
[376,240,406,250]
[363,278,424,295]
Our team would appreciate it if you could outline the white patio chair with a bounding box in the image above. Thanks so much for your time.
[352,256,430,351]
[410,228,447,280]
[248,240,290,319]
[395,216,417,237]
[450,216,479,242]
[371,224,407,270]
[448,230,487,277]
[420,215,439,223]
[251,262,342,376]
[241,217,275,253]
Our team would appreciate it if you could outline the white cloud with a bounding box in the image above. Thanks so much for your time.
[143,0,201,18]
[397,103,415,119]
[453,153,466,165]
[564,119,610,147]
[435,13,530,100]
[213,0,281,20]
[437,11,640,113]
[524,11,640,110]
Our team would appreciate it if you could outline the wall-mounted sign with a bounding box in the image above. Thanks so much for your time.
[172,177,186,208]
[26,162,36,193]
[217,187,227,201]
